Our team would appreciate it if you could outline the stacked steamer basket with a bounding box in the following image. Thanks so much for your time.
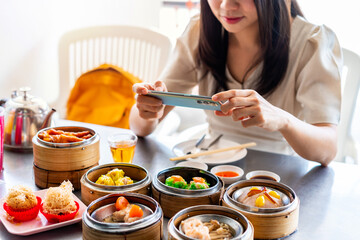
[152,167,224,218]
[222,179,300,239]
[81,163,152,205]
[168,205,254,240]
[33,126,100,190]
[82,193,163,240]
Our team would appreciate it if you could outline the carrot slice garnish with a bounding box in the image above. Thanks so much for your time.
[192,177,206,183]
[264,191,277,205]
[128,204,143,218]
[115,197,129,211]
[171,175,185,182]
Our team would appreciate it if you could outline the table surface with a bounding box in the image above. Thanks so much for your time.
[0,120,359,240]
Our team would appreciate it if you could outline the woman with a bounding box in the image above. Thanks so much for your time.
[130,0,342,166]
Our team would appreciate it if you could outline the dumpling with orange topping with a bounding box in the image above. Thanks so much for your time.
[165,175,188,189]
[187,177,210,190]
[103,196,144,223]
[237,187,283,208]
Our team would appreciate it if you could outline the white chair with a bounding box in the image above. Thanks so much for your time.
[57,25,173,117]
[56,25,180,135]
[335,48,360,164]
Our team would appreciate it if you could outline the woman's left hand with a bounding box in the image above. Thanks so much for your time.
[212,90,289,132]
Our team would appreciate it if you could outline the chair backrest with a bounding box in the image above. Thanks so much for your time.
[57,25,172,117]
[335,48,360,164]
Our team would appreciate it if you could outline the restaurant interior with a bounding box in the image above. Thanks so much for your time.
[0,0,359,239]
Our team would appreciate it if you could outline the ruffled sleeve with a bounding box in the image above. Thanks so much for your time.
[295,24,342,124]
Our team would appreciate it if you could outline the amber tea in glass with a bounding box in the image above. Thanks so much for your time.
[108,132,137,163]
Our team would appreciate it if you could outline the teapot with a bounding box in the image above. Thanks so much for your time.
[1,87,56,150]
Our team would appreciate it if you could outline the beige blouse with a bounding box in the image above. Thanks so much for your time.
[159,15,342,155]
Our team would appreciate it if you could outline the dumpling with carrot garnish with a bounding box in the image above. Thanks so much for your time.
[237,186,283,208]
[187,177,210,190]
[103,196,144,223]
[165,175,188,189]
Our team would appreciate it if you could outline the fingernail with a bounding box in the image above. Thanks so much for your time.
[212,96,218,101]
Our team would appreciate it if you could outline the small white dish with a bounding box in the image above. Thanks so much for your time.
[176,160,208,171]
[245,170,281,182]
[210,165,244,185]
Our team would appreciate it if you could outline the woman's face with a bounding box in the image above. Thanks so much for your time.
[207,0,258,34]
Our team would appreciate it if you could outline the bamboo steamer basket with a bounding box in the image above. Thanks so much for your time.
[81,163,151,205]
[32,126,100,190]
[82,193,163,240]
[222,180,300,239]
[33,126,99,171]
[168,205,254,240]
[33,163,98,190]
[152,167,224,218]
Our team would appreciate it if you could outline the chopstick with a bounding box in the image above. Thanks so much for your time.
[170,142,257,161]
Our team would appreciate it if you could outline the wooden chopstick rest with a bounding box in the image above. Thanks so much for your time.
[170,142,256,161]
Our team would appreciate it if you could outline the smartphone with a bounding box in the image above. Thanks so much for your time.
[146,90,221,111]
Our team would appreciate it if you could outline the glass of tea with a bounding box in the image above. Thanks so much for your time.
[108,132,138,163]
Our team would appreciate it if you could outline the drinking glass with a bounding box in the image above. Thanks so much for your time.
[108,132,137,163]
[0,106,5,171]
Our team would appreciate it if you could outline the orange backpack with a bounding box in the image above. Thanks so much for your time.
[66,64,141,129]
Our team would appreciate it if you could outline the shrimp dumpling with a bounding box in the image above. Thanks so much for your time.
[181,218,210,240]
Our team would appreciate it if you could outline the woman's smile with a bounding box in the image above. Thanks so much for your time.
[222,16,244,24]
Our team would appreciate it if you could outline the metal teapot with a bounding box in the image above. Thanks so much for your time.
[2,87,56,150]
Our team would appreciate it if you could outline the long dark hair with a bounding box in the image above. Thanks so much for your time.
[197,0,304,96]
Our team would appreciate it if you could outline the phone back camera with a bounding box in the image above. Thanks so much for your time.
[197,100,217,106]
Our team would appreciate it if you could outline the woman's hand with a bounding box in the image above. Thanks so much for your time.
[132,80,168,121]
[212,89,289,132]
[212,89,338,165]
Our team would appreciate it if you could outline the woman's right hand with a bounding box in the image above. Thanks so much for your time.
[132,80,168,120]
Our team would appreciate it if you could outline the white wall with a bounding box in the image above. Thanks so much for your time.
[298,0,360,55]
[1,0,359,119]
[159,0,360,55]
[0,0,161,107]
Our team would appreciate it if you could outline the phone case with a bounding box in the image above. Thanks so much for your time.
[146,91,221,111]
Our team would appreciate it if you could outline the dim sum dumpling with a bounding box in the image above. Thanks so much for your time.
[187,177,210,190]
[237,187,283,208]
[165,175,187,189]
[95,175,115,186]
[115,177,134,186]
[106,168,125,182]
